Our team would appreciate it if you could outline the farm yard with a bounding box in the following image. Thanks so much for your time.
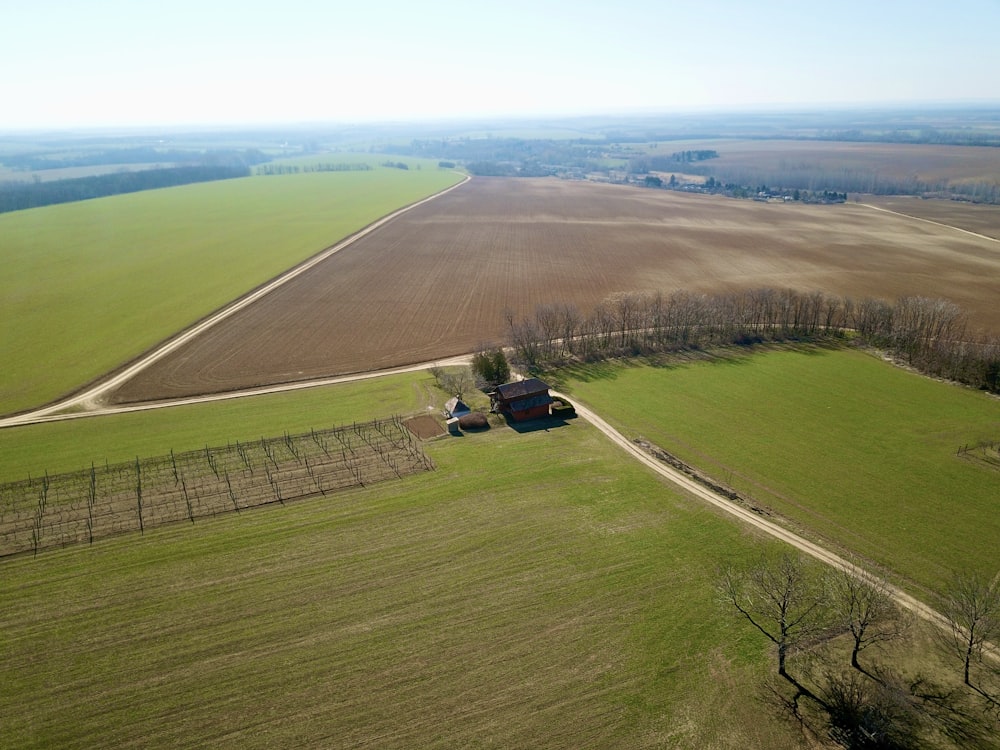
[108,176,1000,404]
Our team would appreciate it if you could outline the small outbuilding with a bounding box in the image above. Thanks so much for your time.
[444,397,471,419]
[491,378,553,422]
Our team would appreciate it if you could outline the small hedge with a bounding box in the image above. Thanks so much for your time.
[458,412,490,430]
[551,398,575,417]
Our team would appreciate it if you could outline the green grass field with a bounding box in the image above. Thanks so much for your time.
[0,411,807,749]
[0,160,461,416]
[556,346,1000,601]
[4,353,999,747]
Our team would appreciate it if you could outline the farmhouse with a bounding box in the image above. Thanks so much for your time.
[491,378,553,422]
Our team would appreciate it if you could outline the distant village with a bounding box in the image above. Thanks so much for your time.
[452,146,850,204]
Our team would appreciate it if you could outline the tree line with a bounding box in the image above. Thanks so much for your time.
[819,127,1000,148]
[628,149,718,173]
[503,288,1000,394]
[383,137,608,176]
[679,164,1000,204]
[0,165,250,214]
[0,146,269,172]
[256,162,372,175]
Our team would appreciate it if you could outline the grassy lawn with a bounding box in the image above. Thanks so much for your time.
[0,160,462,415]
[556,346,1000,601]
[0,412,806,749]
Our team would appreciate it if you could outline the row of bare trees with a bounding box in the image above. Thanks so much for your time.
[721,552,1000,746]
[851,295,1000,391]
[504,288,1000,393]
[684,164,1000,204]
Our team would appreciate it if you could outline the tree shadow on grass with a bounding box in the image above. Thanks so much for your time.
[501,414,573,434]
[548,358,642,386]
[764,664,1000,749]
[543,339,845,392]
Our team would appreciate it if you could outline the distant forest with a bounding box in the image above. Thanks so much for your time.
[1,146,269,171]
[0,165,250,214]
[0,146,274,213]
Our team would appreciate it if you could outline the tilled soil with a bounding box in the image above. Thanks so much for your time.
[110,178,1000,403]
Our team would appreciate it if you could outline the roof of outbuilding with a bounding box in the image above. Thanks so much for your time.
[495,378,550,400]
[444,397,470,415]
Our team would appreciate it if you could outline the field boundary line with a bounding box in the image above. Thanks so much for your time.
[2,174,471,426]
[857,201,1000,244]
[0,355,473,429]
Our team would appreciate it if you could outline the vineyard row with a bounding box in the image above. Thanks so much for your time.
[0,416,433,559]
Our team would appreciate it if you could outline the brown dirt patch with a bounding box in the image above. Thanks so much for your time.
[110,178,1000,403]
[404,414,445,439]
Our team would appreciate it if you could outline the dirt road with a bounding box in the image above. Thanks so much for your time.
[858,201,1000,244]
[0,355,473,429]
[0,175,470,426]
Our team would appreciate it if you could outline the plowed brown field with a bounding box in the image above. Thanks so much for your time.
[864,195,1000,238]
[111,178,1000,403]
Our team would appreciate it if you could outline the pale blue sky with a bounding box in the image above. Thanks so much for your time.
[2,0,998,128]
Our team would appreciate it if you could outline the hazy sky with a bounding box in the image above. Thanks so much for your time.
[3,0,999,129]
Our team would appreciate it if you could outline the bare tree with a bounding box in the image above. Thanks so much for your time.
[433,366,474,400]
[941,571,1000,688]
[854,297,893,340]
[534,304,561,358]
[823,293,844,331]
[830,566,911,672]
[507,318,541,370]
[720,551,830,679]
[589,301,616,351]
[611,292,640,349]
[557,302,582,356]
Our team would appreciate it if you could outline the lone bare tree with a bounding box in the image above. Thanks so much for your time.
[720,551,830,679]
[941,571,1000,688]
[430,366,474,400]
[830,566,910,672]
